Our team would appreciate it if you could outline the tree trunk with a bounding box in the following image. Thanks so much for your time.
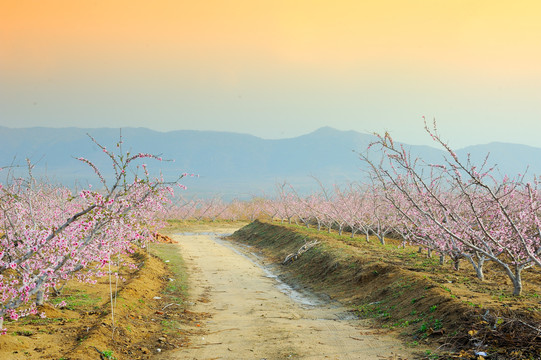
[476,265,485,281]
[467,255,485,281]
[427,248,432,258]
[453,257,460,271]
[500,263,523,296]
[439,254,445,265]
[36,289,45,306]
[513,272,522,296]
[511,265,523,296]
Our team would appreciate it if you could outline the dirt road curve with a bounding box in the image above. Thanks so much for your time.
[163,230,415,360]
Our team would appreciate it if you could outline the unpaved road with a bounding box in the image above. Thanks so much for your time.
[163,230,416,360]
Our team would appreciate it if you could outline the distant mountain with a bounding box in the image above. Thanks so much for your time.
[0,126,539,199]
[456,142,541,178]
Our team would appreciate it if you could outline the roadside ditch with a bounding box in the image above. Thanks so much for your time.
[228,220,541,360]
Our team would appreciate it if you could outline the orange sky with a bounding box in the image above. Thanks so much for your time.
[2,1,541,147]
[4,1,541,75]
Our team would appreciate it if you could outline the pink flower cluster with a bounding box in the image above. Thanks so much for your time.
[0,138,180,331]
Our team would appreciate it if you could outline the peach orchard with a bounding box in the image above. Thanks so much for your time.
[0,137,184,333]
[2,124,541,335]
[165,122,541,296]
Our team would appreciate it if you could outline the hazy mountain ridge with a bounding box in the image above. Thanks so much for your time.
[456,142,541,178]
[1,126,539,198]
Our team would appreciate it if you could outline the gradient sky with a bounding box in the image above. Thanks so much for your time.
[2,0,541,148]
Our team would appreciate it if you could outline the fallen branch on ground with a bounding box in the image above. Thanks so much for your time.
[162,303,182,310]
[282,239,319,265]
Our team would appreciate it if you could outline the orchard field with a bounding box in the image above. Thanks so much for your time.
[1,126,540,359]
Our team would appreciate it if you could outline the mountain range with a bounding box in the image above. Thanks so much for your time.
[1,126,540,199]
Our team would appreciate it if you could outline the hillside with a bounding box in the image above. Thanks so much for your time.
[1,126,540,198]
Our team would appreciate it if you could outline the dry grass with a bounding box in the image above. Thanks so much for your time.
[229,220,541,360]
[0,243,202,360]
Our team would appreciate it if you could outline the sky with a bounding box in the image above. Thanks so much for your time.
[2,0,541,149]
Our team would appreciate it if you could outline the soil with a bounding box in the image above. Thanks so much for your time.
[2,220,539,359]
[0,241,197,360]
[228,220,541,360]
[158,228,417,360]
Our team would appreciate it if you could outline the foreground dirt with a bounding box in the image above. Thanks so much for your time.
[159,229,417,360]
[3,220,537,359]
[230,220,541,359]
[0,244,194,360]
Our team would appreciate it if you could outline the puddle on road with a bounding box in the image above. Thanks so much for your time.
[176,232,359,321]
[176,232,330,307]
[214,236,328,307]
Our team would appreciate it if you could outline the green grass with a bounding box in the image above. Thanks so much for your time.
[15,317,79,326]
[12,329,33,336]
[150,243,189,302]
[160,319,182,334]
[355,302,391,319]
[50,290,102,311]
[102,349,116,359]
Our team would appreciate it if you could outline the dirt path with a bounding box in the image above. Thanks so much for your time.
[163,230,415,360]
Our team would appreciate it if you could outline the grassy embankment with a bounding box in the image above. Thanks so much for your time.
[230,220,541,360]
[0,239,194,360]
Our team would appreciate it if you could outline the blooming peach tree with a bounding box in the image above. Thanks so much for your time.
[360,120,541,295]
[0,135,184,332]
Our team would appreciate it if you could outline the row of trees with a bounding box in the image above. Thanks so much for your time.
[361,121,541,295]
[4,120,536,335]
[163,173,541,295]
[269,125,540,296]
[0,137,180,332]
[162,195,265,222]
[163,122,540,296]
